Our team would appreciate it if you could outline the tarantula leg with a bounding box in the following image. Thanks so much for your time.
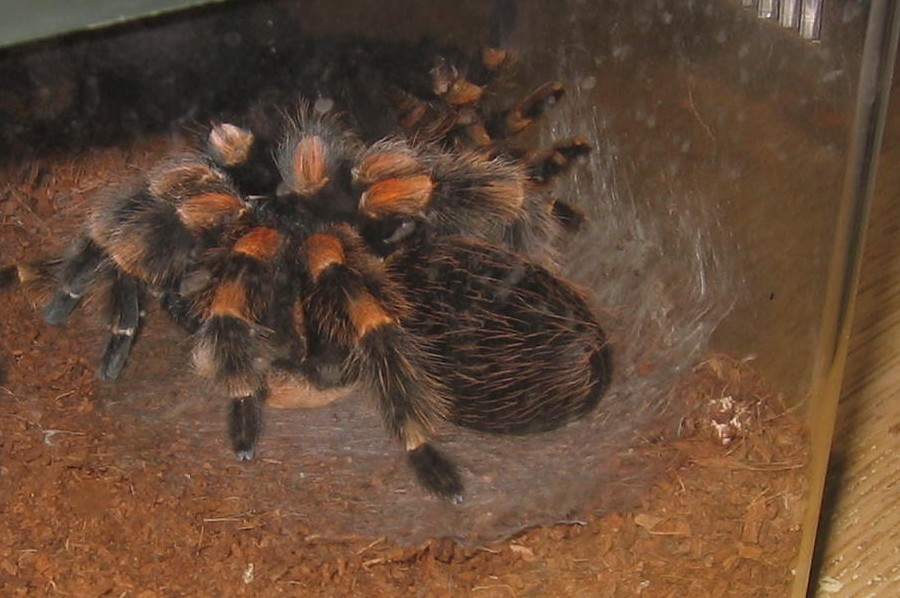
[460,120,493,149]
[490,80,566,138]
[156,268,210,334]
[479,46,515,75]
[304,229,460,500]
[159,291,202,333]
[408,443,463,504]
[356,139,526,227]
[207,122,280,196]
[98,270,142,381]
[551,199,587,234]
[466,0,519,86]
[275,108,350,197]
[207,122,255,168]
[192,227,286,461]
[429,57,484,106]
[229,391,263,460]
[356,321,463,502]
[43,238,106,325]
[193,309,272,461]
[352,144,426,187]
[526,137,592,185]
[385,86,459,140]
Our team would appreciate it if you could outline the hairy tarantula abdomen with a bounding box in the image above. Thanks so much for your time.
[389,234,613,435]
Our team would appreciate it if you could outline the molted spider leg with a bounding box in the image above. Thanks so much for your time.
[390,41,517,149]
[304,229,461,501]
[490,80,566,138]
[385,86,459,141]
[526,137,592,185]
[43,238,107,325]
[551,199,587,234]
[469,46,516,87]
[459,121,493,149]
[98,270,142,381]
[429,56,484,106]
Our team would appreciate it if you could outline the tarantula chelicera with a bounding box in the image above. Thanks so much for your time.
[3,51,611,502]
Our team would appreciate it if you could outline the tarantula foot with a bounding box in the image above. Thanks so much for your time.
[98,328,137,381]
[229,394,263,460]
[42,290,82,325]
[408,443,464,504]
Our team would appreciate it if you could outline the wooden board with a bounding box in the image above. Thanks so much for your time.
[815,74,900,596]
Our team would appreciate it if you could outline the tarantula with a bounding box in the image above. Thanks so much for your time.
[3,53,611,502]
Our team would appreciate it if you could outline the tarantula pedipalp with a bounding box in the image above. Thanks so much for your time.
[5,102,611,502]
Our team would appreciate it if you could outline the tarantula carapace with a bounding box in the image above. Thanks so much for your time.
[4,63,611,502]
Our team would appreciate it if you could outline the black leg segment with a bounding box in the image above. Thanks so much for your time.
[98,271,142,381]
[408,443,463,504]
[229,392,263,461]
[43,238,106,325]
[160,291,202,333]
